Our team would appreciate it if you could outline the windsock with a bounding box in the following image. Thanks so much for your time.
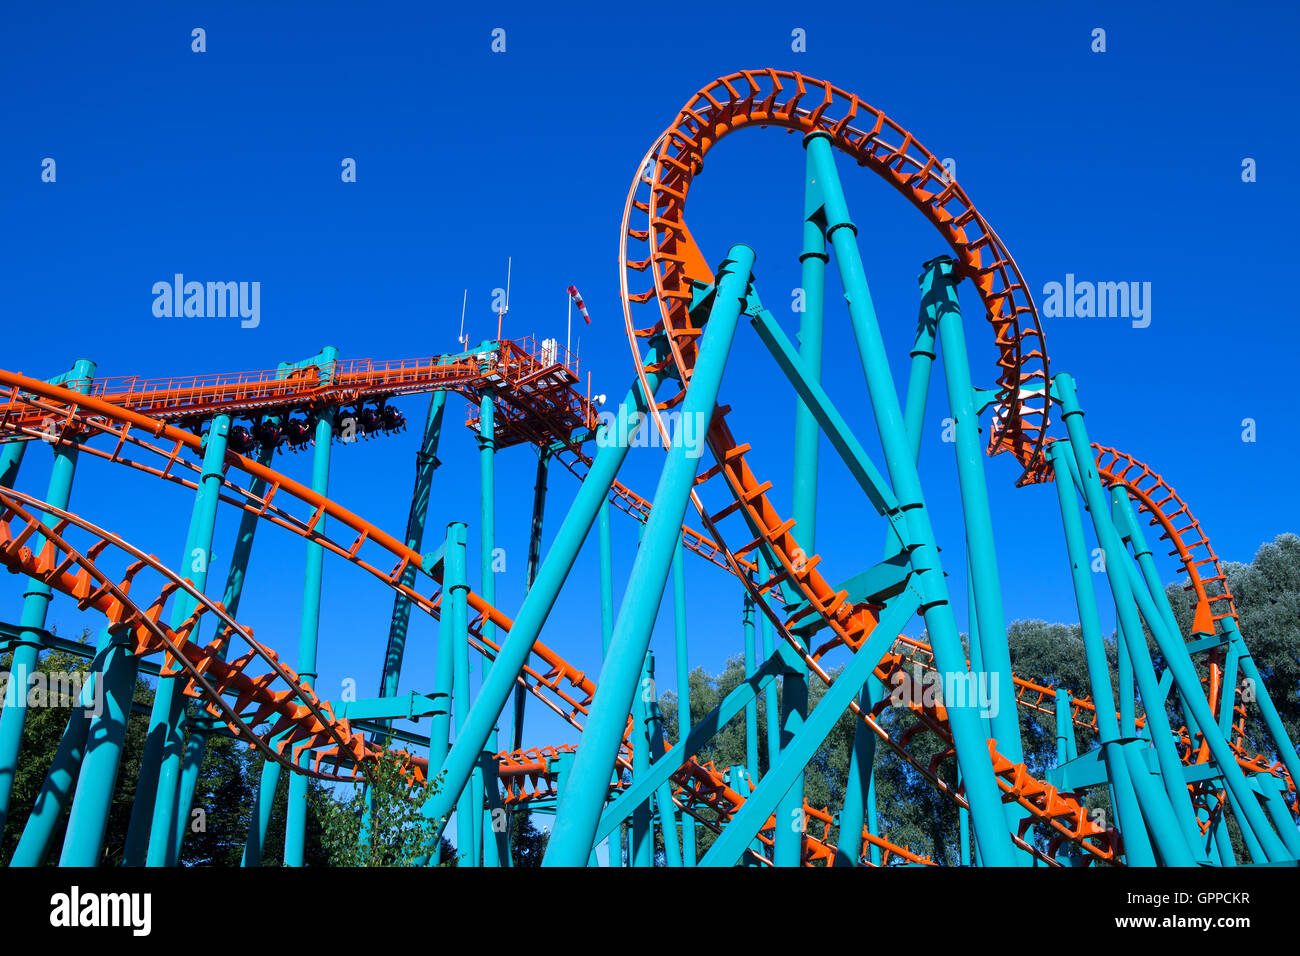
[567,285,592,324]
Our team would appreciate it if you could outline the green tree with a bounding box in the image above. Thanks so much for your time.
[318,751,451,866]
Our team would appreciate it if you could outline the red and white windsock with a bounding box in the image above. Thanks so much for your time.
[567,285,592,325]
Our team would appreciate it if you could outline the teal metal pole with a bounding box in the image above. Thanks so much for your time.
[700,592,918,865]
[1047,439,1163,866]
[643,651,682,867]
[671,540,695,865]
[446,520,476,865]
[416,350,670,850]
[476,388,502,867]
[1103,475,1296,861]
[284,394,336,867]
[926,258,1021,763]
[592,644,796,846]
[242,759,280,866]
[1228,616,1300,799]
[805,135,1016,865]
[170,439,276,863]
[11,628,106,865]
[0,358,95,837]
[0,441,26,489]
[757,551,780,774]
[379,390,446,734]
[631,652,653,867]
[840,273,940,867]
[742,586,759,777]
[545,245,756,866]
[57,630,138,865]
[138,412,234,867]
[515,447,551,752]
[1053,377,1287,861]
[776,141,827,868]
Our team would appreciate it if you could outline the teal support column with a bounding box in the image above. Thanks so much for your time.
[515,447,551,752]
[416,349,671,854]
[0,358,95,837]
[545,245,756,866]
[643,651,682,868]
[242,759,280,866]
[1055,689,1078,765]
[445,521,477,866]
[430,586,455,775]
[672,541,695,865]
[358,392,445,853]
[599,500,615,658]
[132,411,234,867]
[925,257,1021,764]
[805,134,1015,865]
[700,592,918,865]
[841,272,940,868]
[11,627,106,865]
[1106,478,1298,861]
[171,439,276,863]
[1217,643,1241,740]
[834,677,878,867]
[1054,378,1290,861]
[592,644,794,847]
[0,441,26,489]
[57,630,138,865]
[476,389,502,868]
[379,390,446,734]
[1117,625,1136,738]
[1047,439,1161,867]
[777,140,827,869]
[631,653,653,867]
[284,389,337,867]
[757,552,780,773]
[742,586,759,778]
[1228,616,1300,801]
[601,498,620,867]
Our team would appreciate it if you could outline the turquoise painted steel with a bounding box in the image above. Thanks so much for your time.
[770,138,1022,861]
[477,388,502,868]
[925,258,1021,765]
[742,586,759,778]
[0,442,25,489]
[138,412,234,866]
[379,390,447,733]
[0,358,95,837]
[778,139,826,869]
[544,245,756,866]
[242,759,280,866]
[284,396,336,868]
[171,439,277,862]
[1107,476,1297,861]
[672,540,695,865]
[58,629,138,865]
[415,349,670,853]
[442,520,476,865]
[699,590,920,866]
[1047,438,1168,866]
[1054,375,1293,862]
[592,644,795,846]
[11,627,108,865]
[515,447,551,752]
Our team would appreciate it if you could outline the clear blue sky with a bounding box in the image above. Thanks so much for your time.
[2,2,1297,755]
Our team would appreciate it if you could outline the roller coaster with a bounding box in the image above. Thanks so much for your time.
[1,69,1296,868]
